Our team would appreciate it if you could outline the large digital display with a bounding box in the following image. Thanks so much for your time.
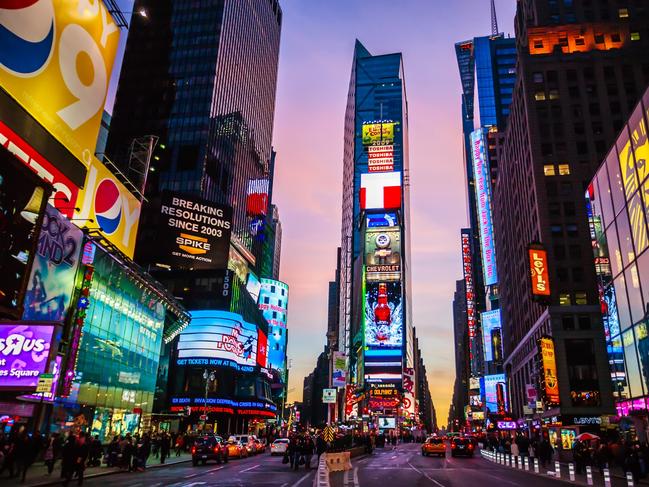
[529,246,551,297]
[258,279,289,375]
[332,352,347,388]
[367,144,394,172]
[0,0,120,168]
[481,310,502,363]
[362,122,395,145]
[461,231,477,339]
[157,192,232,270]
[360,172,402,210]
[0,323,56,390]
[481,373,507,414]
[177,311,258,369]
[539,336,560,405]
[365,228,401,281]
[246,179,269,217]
[23,205,82,322]
[366,212,398,228]
[364,281,403,348]
[471,129,498,286]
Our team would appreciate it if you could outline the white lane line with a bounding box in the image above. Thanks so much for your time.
[291,471,313,487]
[239,464,260,473]
[407,461,447,487]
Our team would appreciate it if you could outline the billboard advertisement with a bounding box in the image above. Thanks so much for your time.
[367,144,394,172]
[529,246,551,297]
[246,179,269,217]
[539,336,560,405]
[402,367,416,418]
[73,157,141,258]
[157,192,232,270]
[360,172,402,210]
[0,0,120,167]
[461,231,476,339]
[481,373,507,414]
[332,352,346,388]
[362,122,395,145]
[23,205,83,321]
[0,323,57,390]
[365,281,403,348]
[258,279,289,374]
[365,228,401,280]
[481,309,502,363]
[366,212,398,228]
[470,129,498,286]
[177,311,258,370]
[246,272,261,303]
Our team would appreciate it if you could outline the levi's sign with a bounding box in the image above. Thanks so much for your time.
[529,247,551,296]
[159,192,232,270]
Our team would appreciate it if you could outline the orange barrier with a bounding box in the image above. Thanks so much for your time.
[325,451,352,472]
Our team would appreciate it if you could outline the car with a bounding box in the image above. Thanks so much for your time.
[422,437,446,457]
[234,435,257,455]
[191,435,229,466]
[253,438,266,454]
[271,438,290,456]
[450,437,474,457]
[226,437,249,458]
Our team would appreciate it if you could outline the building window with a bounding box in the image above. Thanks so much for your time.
[535,91,547,101]
[631,32,640,41]
[567,224,579,237]
[562,315,575,330]
[558,164,571,175]
[549,90,560,100]
[618,8,629,19]
[611,33,622,43]
[575,292,588,305]
[544,164,556,176]
[533,40,544,49]
[533,72,544,83]
[560,293,572,305]
[595,33,605,44]
[551,225,563,236]
[575,37,585,46]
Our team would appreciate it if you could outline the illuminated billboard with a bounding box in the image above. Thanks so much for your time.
[23,205,83,322]
[529,245,551,297]
[157,191,233,270]
[539,336,560,405]
[365,228,401,281]
[402,367,416,418]
[360,172,402,210]
[461,231,477,339]
[470,129,498,286]
[368,144,394,172]
[481,309,502,363]
[258,279,289,375]
[332,352,347,388]
[365,281,403,348]
[0,323,57,390]
[177,311,258,370]
[246,179,269,217]
[481,373,508,414]
[362,122,395,145]
[367,212,398,228]
[0,0,120,167]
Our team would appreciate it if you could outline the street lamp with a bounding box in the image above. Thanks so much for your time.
[202,369,217,425]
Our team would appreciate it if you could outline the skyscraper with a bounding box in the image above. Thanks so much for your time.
[493,0,649,420]
[339,41,412,423]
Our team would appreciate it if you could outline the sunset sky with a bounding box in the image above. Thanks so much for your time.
[107,0,517,427]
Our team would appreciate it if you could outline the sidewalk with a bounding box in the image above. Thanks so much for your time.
[0,452,192,487]
[481,449,649,486]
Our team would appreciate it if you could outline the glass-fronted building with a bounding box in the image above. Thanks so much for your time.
[587,87,649,439]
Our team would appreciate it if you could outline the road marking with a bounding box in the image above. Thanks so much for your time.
[180,483,206,487]
[240,464,260,473]
[407,461,447,487]
[291,471,313,487]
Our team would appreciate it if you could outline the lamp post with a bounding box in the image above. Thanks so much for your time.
[202,370,217,430]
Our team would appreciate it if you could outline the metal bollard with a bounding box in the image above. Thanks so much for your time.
[586,466,593,485]
[569,463,575,481]
[555,461,561,479]
[517,456,521,469]
[627,472,635,487]
[534,457,540,473]
[508,454,512,467]
[603,468,611,487]
[524,457,529,471]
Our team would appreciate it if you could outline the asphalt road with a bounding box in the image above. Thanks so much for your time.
[79,450,315,487]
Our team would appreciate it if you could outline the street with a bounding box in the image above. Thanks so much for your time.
[78,452,315,487]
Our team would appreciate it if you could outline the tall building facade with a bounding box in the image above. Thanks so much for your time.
[338,41,413,428]
[493,0,649,425]
[105,0,285,433]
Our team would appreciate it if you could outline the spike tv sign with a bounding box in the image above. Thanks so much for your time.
[159,191,232,270]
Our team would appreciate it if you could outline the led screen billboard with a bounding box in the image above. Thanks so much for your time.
[258,279,289,375]
[365,228,401,281]
[365,281,403,348]
[246,179,269,217]
[461,231,476,339]
[157,192,233,270]
[367,144,394,172]
[362,122,395,145]
[360,172,402,210]
[529,246,551,297]
[0,0,120,167]
[23,205,82,322]
[332,352,347,388]
[481,373,508,414]
[246,272,261,303]
[0,323,57,390]
[367,212,398,228]
[470,129,498,286]
[539,336,560,405]
[177,311,258,370]
[481,309,503,363]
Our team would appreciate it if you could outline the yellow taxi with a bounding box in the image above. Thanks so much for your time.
[422,436,446,457]
[225,438,249,459]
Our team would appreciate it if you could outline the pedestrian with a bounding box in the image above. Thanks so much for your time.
[60,433,76,485]
[72,432,90,485]
[160,432,171,465]
[303,435,315,470]
[316,433,327,462]
[44,432,61,475]
[18,429,42,483]
[88,435,102,467]
[288,435,298,469]
[0,431,17,478]
[511,436,520,458]
[174,434,183,457]
[574,440,586,474]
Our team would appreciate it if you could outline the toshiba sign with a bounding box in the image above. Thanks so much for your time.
[529,246,551,297]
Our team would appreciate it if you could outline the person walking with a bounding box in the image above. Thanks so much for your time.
[60,433,77,485]
[160,432,171,465]
[511,436,520,458]
[72,433,90,485]
[44,432,61,475]
[316,433,327,462]
[303,435,315,470]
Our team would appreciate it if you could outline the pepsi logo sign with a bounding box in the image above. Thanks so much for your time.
[94,178,122,235]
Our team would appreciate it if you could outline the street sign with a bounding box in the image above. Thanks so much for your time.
[36,374,54,393]
[323,388,337,404]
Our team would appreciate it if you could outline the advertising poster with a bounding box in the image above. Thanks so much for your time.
[0,323,56,390]
[332,352,347,388]
[529,246,551,297]
[402,367,416,418]
[23,205,82,322]
[177,311,258,369]
[481,373,507,414]
[481,309,502,363]
[362,122,395,145]
[365,281,403,348]
[360,172,402,210]
[246,179,269,216]
[157,192,232,270]
[0,0,120,167]
[539,336,560,405]
[365,228,401,280]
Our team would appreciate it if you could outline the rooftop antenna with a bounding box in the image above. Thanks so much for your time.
[491,0,499,36]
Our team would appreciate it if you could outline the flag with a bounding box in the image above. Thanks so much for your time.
[360,172,402,210]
